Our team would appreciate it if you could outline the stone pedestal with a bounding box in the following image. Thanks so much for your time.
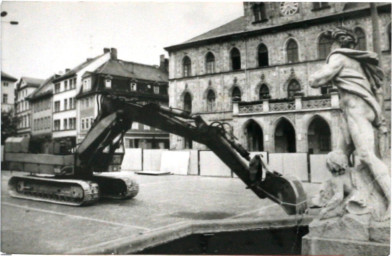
[302,214,390,256]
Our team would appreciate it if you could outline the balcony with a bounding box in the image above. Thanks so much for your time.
[234,91,339,115]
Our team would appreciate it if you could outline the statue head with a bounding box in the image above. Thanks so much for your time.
[324,27,358,49]
[326,150,349,176]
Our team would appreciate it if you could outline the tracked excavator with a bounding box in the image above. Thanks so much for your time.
[4,93,307,214]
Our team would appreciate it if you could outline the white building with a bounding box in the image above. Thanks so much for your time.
[1,71,18,113]
[51,48,112,147]
[15,77,44,137]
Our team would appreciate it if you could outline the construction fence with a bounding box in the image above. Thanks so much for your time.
[121,149,333,183]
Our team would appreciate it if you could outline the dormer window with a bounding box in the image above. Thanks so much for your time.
[153,85,160,94]
[312,2,330,11]
[105,76,112,89]
[83,78,91,92]
[252,3,267,22]
[130,82,137,91]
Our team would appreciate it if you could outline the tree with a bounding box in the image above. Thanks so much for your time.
[1,110,18,145]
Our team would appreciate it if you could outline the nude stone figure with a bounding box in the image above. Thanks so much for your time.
[309,27,390,221]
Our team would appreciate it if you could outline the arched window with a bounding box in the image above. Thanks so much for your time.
[258,43,269,67]
[230,48,241,70]
[184,92,192,113]
[246,120,264,151]
[354,27,366,51]
[207,90,216,112]
[287,79,300,98]
[259,84,270,99]
[308,116,331,154]
[183,56,191,77]
[318,34,333,59]
[275,118,296,153]
[205,52,215,74]
[232,87,241,102]
[252,3,267,22]
[286,39,298,63]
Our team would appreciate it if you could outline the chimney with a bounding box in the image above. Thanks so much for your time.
[159,54,168,72]
[110,48,117,60]
[103,48,110,54]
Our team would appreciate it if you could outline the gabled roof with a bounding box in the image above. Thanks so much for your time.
[53,53,105,82]
[28,74,59,101]
[94,59,168,82]
[184,16,245,44]
[20,77,45,87]
[1,71,18,82]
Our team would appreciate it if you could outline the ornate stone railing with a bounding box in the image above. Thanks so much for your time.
[302,98,331,109]
[238,103,263,113]
[269,101,295,112]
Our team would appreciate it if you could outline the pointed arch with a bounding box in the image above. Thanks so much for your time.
[205,52,215,74]
[307,115,331,153]
[318,33,333,59]
[231,86,242,102]
[274,117,296,153]
[182,56,191,77]
[183,92,192,113]
[257,43,269,67]
[287,79,301,98]
[286,39,299,63]
[354,27,366,51]
[258,83,270,99]
[230,47,241,70]
[243,119,264,151]
[206,89,216,112]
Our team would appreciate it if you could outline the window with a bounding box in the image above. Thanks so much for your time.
[54,120,60,131]
[257,43,269,67]
[252,3,267,22]
[287,80,301,98]
[153,86,160,94]
[144,125,150,130]
[232,87,241,101]
[3,82,8,87]
[2,94,8,103]
[73,78,77,88]
[318,34,333,59]
[205,52,215,74]
[64,119,68,130]
[69,118,76,129]
[354,27,366,51]
[183,56,191,77]
[206,90,216,112]
[81,119,85,130]
[286,39,298,63]
[131,122,139,130]
[312,2,329,10]
[55,83,60,93]
[130,82,137,91]
[64,80,68,90]
[230,48,241,70]
[70,98,74,109]
[184,92,192,113]
[64,99,68,110]
[259,84,270,99]
[91,118,94,127]
[54,101,60,112]
[86,119,90,129]
[105,78,111,89]
[321,86,330,95]
[83,78,91,91]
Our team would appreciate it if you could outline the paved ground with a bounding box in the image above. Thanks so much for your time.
[1,171,320,254]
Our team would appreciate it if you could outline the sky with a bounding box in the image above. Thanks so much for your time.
[1,1,243,79]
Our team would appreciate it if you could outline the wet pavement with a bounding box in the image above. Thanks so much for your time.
[1,171,321,254]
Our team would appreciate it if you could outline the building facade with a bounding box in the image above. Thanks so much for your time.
[15,77,44,137]
[1,71,18,113]
[76,52,170,149]
[165,2,391,153]
[51,48,112,147]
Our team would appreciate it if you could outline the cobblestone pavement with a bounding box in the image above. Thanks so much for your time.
[1,171,321,254]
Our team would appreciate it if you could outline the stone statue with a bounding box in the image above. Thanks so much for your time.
[309,27,390,221]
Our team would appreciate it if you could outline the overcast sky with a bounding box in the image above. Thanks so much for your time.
[1,1,243,80]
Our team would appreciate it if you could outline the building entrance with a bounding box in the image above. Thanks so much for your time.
[245,120,263,151]
[274,119,296,153]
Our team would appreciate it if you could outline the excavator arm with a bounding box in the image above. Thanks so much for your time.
[77,95,307,214]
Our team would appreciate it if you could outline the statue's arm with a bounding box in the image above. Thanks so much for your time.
[309,54,344,88]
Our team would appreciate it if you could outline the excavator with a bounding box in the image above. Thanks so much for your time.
[3,93,307,215]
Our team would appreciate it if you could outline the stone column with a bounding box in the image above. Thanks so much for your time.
[232,101,239,115]
[330,88,339,108]
[295,92,304,110]
[262,97,270,112]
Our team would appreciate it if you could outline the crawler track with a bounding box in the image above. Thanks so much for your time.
[8,175,100,206]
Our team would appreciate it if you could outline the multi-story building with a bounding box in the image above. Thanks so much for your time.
[27,74,60,153]
[76,52,170,149]
[15,77,44,137]
[51,48,112,147]
[1,71,18,113]
[165,2,391,153]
